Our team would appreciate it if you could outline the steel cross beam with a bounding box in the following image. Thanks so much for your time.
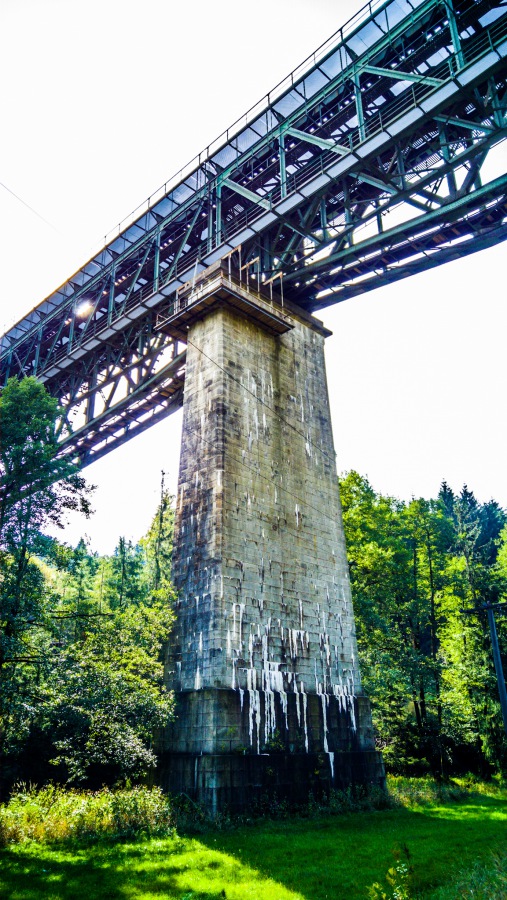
[1,0,507,466]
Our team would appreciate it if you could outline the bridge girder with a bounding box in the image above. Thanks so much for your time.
[1,0,506,464]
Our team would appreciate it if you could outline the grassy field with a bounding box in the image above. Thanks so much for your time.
[1,782,506,900]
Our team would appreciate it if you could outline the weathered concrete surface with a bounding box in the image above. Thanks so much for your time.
[158,748,385,816]
[161,281,384,809]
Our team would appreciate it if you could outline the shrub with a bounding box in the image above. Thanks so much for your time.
[386,775,468,806]
[0,783,173,845]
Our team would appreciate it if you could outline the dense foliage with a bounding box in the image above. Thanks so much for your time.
[340,470,507,776]
[0,377,175,794]
[2,374,506,794]
[1,514,176,792]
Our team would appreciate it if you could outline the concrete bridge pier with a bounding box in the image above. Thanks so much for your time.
[159,264,384,812]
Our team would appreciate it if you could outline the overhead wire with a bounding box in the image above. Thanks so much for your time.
[178,413,347,547]
[172,321,349,540]
[0,180,59,233]
[184,323,340,475]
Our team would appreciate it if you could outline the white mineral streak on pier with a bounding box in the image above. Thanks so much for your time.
[320,692,329,753]
[218,542,359,754]
[300,687,309,752]
[328,751,335,782]
[228,584,357,753]
[239,602,245,649]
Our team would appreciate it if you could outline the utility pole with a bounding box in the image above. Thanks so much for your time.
[463,601,507,738]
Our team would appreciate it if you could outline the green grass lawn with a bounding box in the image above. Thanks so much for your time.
[1,789,506,900]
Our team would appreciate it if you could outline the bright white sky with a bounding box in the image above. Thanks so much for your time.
[1,0,506,554]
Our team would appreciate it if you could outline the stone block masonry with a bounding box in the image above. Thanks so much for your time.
[160,275,384,811]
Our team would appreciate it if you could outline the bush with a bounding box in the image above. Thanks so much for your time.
[0,783,173,845]
[329,783,392,814]
[386,775,468,806]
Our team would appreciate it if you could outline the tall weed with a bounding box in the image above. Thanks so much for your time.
[387,775,468,806]
[367,846,413,900]
[430,850,507,900]
[0,783,173,845]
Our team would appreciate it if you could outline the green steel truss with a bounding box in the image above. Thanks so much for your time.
[1,0,506,464]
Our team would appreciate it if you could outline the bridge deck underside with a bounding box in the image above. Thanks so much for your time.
[1,0,506,465]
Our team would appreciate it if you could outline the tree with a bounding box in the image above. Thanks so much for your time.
[0,378,177,791]
[0,377,93,779]
[496,524,507,584]
[39,594,174,784]
[438,485,507,772]
[339,472,421,771]
[140,477,174,596]
[0,377,92,545]
[0,377,93,627]
[340,470,507,777]
[101,538,146,610]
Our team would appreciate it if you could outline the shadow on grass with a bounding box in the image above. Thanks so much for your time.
[0,837,302,900]
[1,794,506,900]
[196,794,507,900]
[1,847,125,900]
[0,844,233,900]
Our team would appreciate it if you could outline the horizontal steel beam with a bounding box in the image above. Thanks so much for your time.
[361,65,443,87]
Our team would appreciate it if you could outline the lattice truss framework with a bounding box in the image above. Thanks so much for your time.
[1,0,507,464]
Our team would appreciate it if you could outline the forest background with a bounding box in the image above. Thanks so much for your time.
[1,376,507,796]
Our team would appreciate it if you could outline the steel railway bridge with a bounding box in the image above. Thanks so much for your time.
[1,0,506,465]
